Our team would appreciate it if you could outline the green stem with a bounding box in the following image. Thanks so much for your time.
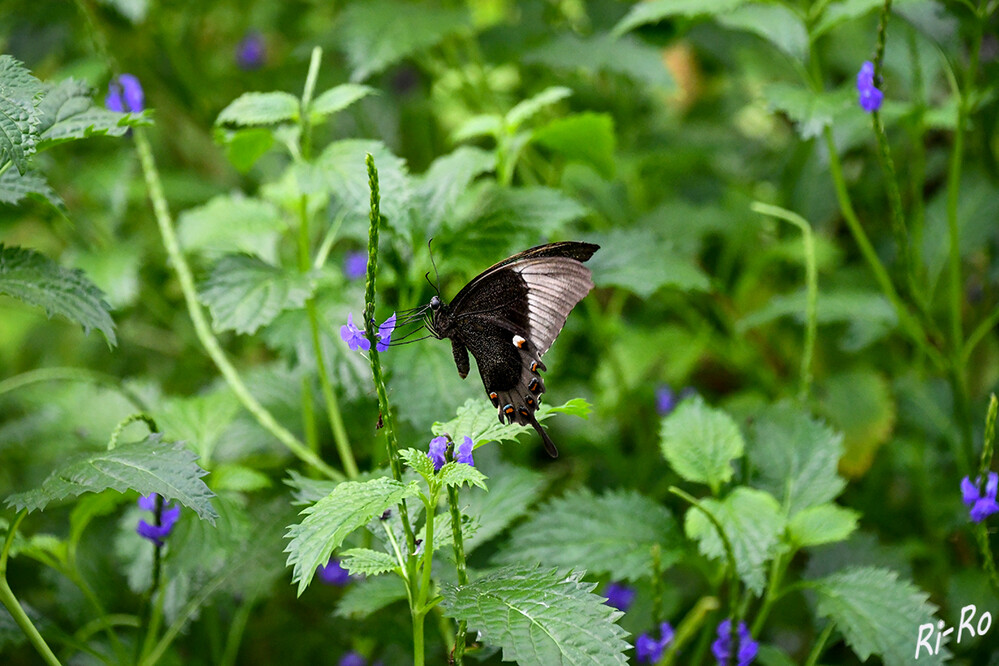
[661,596,721,666]
[108,413,158,450]
[751,549,786,636]
[446,485,469,665]
[133,128,343,481]
[412,607,426,666]
[219,599,254,666]
[803,623,835,666]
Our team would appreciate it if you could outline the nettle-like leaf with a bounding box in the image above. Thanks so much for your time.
[438,461,488,491]
[716,4,807,61]
[684,487,784,594]
[747,403,845,516]
[317,139,410,227]
[432,398,590,448]
[216,91,300,127]
[464,458,547,554]
[36,78,149,150]
[496,488,682,582]
[431,510,479,554]
[787,503,858,548]
[413,146,495,233]
[284,477,419,596]
[400,448,436,482]
[339,547,397,576]
[586,227,709,297]
[0,55,43,175]
[505,86,572,132]
[660,396,743,489]
[765,83,853,140]
[309,83,375,124]
[178,195,286,261]
[441,565,631,665]
[198,254,314,335]
[153,390,240,464]
[0,244,117,346]
[5,434,217,523]
[810,567,949,665]
[524,33,673,88]
[339,0,468,82]
[0,168,63,209]
[613,0,749,36]
[335,574,408,619]
[534,112,616,179]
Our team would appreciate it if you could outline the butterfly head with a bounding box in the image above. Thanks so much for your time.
[429,295,441,311]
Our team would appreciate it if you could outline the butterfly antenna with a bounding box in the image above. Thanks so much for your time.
[428,238,442,295]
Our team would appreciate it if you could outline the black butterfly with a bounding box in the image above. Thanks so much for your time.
[421,241,598,457]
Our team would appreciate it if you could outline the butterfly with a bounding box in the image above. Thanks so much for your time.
[418,241,598,457]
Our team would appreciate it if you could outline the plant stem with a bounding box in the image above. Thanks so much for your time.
[661,595,720,666]
[447,485,469,664]
[804,622,835,666]
[133,128,343,481]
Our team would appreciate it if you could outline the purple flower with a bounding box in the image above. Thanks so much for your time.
[376,313,396,352]
[603,581,635,612]
[317,557,351,586]
[344,251,367,280]
[856,61,883,113]
[428,435,448,472]
[711,619,758,666]
[136,493,180,546]
[961,473,999,522]
[340,313,370,352]
[236,31,266,71]
[338,652,365,666]
[656,385,677,416]
[636,622,674,663]
[455,435,474,466]
[106,74,144,113]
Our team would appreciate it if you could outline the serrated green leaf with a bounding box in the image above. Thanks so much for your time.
[339,0,468,82]
[506,86,572,132]
[153,390,240,464]
[400,447,437,482]
[431,510,479,554]
[747,403,846,516]
[464,458,547,554]
[811,567,948,665]
[534,112,615,179]
[285,477,419,595]
[339,547,398,576]
[613,0,749,36]
[0,55,43,175]
[452,114,502,142]
[335,574,408,618]
[217,127,274,172]
[284,470,337,505]
[0,168,63,209]
[524,33,673,88]
[819,370,895,478]
[586,227,709,296]
[717,4,807,60]
[178,195,286,261]
[198,254,313,335]
[5,434,217,523]
[216,91,300,127]
[36,78,149,150]
[413,146,495,232]
[432,398,590,449]
[660,396,743,489]
[208,464,272,492]
[496,488,682,582]
[787,503,858,548]
[0,244,116,346]
[765,84,853,139]
[317,139,410,228]
[684,487,784,594]
[443,565,630,665]
[310,83,375,123]
[438,461,488,490]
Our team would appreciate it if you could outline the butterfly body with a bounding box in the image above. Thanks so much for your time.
[427,241,598,457]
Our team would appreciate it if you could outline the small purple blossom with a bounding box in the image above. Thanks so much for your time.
[961,473,999,522]
[317,557,351,586]
[376,313,396,352]
[136,493,180,546]
[603,581,635,612]
[656,385,677,416]
[338,652,365,666]
[636,622,674,663]
[106,74,144,113]
[856,61,883,113]
[428,435,448,472]
[344,251,368,280]
[340,313,370,352]
[236,31,266,71]
[455,435,474,466]
[711,619,758,666]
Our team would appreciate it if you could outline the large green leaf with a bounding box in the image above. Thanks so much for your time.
[787,503,858,548]
[178,195,286,261]
[216,91,300,127]
[684,487,784,594]
[463,457,547,554]
[0,168,63,209]
[818,370,895,478]
[534,112,616,179]
[810,567,948,665]
[339,547,397,576]
[317,139,410,228]
[764,84,853,140]
[441,565,630,665]
[524,33,673,88]
[660,396,743,489]
[585,227,710,296]
[613,0,749,35]
[413,146,495,233]
[495,488,682,582]
[0,244,116,346]
[717,4,808,61]
[747,403,846,516]
[334,574,408,619]
[505,86,573,132]
[0,55,43,175]
[5,434,217,523]
[153,390,240,464]
[309,83,375,124]
[432,397,590,449]
[198,254,313,335]
[36,78,149,150]
[284,477,419,595]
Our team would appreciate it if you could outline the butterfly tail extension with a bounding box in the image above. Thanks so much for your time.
[530,412,559,458]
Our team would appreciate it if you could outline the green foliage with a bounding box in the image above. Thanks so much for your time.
[586,227,710,297]
[765,84,853,140]
[35,78,150,149]
[216,91,301,127]
[787,503,859,548]
[0,55,43,175]
[309,83,376,124]
[534,112,616,178]
[660,396,744,489]
[335,574,408,619]
[177,195,286,260]
[441,565,631,665]
[0,244,117,346]
[432,397,589,448]
[5,434,217,522]
[524,33,674,88]
[613,0,749,35]
[339,547,397,576]
[463,458,547,554]
[496,488,682,581]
